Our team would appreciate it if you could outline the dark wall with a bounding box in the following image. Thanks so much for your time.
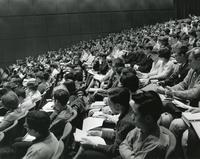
[174,0,200,19]
[0,0,175,68]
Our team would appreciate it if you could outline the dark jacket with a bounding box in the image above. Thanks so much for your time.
[161,62,189,87]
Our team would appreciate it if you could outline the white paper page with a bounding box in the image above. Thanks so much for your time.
[42,102,54,112]
[182,112,200,121]
[93,74,105,81]
[191,122,200,140]
[82,117,104,131]
[172,100,192,110]
[23,133,36,142]
[74,129,106,145]
[0,116,4,122]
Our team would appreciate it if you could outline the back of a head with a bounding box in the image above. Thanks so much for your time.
[177,44,188,54]
[53,89,69,106]
[1,91,19,110]
[63,79,76,95]
[113,58,125,68]
[108,87,130,108]
[26,110,50,136]
[43,72,50,81]
[120,72,139,93]
[74,70,83,82]
[132,91,163,122]
[159,47,171,60]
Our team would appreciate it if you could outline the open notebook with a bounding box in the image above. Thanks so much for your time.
[74,129,106,145]
[182,112,200,139]
[74,117,106,145]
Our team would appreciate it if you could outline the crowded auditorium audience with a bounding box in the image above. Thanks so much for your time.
[0,15,200,159]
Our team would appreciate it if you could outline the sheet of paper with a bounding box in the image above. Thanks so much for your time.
[42,102,54,112]
[182,112,200,121]
[191,122,200,140]
[90,101,106,109]
[23,134,36,142]
[0,116,4,122]
[88,88,101,93]
[74,129,106,145]
[93,74,105,81]
[82,117,104,131]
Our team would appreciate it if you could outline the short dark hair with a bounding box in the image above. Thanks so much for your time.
[112,58,124,68]
[63,79,76,95]
[120,71,139,93]
[108,87,130,109]
[53,89,69,106]
[176,45,188,56]
[26,111,50,135]
[159,47,171,60]
[132,91,163,122]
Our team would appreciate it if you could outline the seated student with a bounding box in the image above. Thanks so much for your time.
[148,47,175,81]
[49,89,75,139]
[36,71,50,94]
[63,79,86,128]
[73,87,135,159]
[119,67,139,95]
[14,87,35,110]
[133,44,153,73]
[119,91,172,159]
[23,111,59,159]
[158,45,189,87]
[138,49,162,80]
[0,91,25,131]
[25,80,41,103]
[157,47,200,106]
[104,58,125,89]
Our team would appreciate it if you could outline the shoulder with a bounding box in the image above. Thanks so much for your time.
[125,127,141,140]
